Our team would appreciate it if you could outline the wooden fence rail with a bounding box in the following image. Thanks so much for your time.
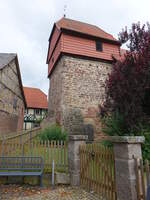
[0,140,68,173]
[80,143,117,200]
[0,127,41,144]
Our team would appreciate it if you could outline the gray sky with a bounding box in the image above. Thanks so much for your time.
[0,0,150,94]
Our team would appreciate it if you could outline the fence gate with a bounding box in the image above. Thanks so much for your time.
[135,158,150,200]
[80,143,117,200]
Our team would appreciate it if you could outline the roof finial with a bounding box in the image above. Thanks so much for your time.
[64,5,67,18]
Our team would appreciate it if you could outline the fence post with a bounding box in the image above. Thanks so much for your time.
[22,143,24,157]
[1,138,5,156]
[30,130,32,142]
[20,133,22,145]
[52,160,55,189]
[68,135,88,186]
[110,136,145,200]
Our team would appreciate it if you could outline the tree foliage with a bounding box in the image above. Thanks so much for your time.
[102,22,150,133]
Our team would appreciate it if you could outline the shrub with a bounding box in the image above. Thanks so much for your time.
[101,140,113,148]
[102,114,150,162]
[38,124,67,141]
[100,22,150,162]
[102,112,128,136]
[140,125,150,162]
[101,22,150,132]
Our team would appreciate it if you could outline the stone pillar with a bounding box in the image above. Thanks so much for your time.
[68,135,88,186]
[111,136,145,200]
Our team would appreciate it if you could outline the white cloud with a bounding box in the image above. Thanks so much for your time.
[0,0,150,94]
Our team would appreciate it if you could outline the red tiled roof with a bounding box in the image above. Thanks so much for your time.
[56,17,118,43]
[23,87,48,109]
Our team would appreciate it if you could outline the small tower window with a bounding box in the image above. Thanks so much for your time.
[96,41,103,52]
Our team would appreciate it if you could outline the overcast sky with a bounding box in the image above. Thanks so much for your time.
[0,0,150,94]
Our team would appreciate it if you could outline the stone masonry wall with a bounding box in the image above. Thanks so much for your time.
[48,55,112,139]
[0,59,24,136]
[48,57,64,125]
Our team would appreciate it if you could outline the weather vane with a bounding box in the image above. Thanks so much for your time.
[64,5,67,18]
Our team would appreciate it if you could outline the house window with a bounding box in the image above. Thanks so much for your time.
[35,109,42,115]
[96,41,103,52]
[25,109,28,114]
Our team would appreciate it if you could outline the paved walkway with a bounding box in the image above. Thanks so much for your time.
[0,185,101,200]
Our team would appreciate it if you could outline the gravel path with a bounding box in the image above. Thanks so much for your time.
[0,185,101,200]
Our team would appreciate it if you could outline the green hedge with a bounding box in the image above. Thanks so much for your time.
[38,124,67,141]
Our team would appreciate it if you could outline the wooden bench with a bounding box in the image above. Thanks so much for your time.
[0,156,44,187]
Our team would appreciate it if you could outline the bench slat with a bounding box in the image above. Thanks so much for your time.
[0,172,42,176]
[0,168,42,170]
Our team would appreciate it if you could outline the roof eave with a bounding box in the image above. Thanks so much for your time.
[48,51,115,78]
[27,106,48,109]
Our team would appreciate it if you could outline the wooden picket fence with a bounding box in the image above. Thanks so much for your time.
[0,140,68,173]
[135,158,150,200]
[0,127,41,144]
[80,143,117,200]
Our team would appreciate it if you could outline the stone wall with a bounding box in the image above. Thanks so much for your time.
[48,57,64,125]
[48,55,112,139]
[0,59,24,136]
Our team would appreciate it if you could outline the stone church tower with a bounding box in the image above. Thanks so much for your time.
[46,18,121,139]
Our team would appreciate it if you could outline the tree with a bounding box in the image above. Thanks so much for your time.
[102,22,150,134]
